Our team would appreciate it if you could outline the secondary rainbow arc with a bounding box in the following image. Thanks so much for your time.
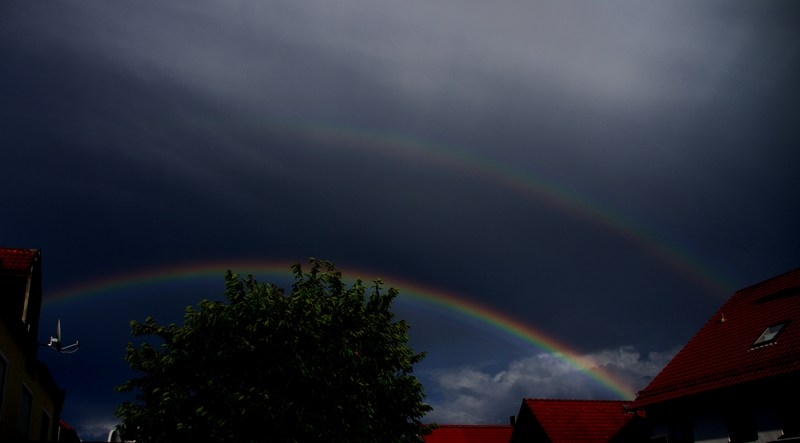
[44,260,637,400]
[219,119,734,297]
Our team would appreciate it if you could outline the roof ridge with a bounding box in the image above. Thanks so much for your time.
[431,424,511,428]
[523,398,629,403]
[735,266,800,294]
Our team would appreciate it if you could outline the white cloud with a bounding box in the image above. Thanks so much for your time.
[425,345,677,424]
[66,411,120,442]
[79,425,115,442]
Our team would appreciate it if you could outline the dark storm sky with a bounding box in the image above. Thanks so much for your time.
[2,0,799,439]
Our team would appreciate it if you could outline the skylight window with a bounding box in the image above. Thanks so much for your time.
[752,321,788,348]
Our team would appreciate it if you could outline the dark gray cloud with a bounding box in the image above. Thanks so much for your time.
[3,0,799,439]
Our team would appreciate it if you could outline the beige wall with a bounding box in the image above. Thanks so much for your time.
[0,320,59,441]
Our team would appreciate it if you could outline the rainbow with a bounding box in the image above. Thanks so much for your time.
[44,260,637,399]
[202,119,734,297]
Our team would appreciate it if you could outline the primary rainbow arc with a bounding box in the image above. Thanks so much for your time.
[45,260,637,400]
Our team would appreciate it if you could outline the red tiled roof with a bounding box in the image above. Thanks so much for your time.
[520,399,634,443]
[635,267,800,407]
[0,247,39,274]
[424,424,513,443]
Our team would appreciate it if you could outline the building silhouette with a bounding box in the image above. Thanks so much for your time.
[1,248,65,442]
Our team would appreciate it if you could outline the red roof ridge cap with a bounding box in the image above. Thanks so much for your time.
[735,266,800,295]
[523,398,631,403]
[431,424,511,428]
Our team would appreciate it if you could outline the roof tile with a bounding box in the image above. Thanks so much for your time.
[521,399,634,443]
[0,247,39,274]
[634,267,800,407]
[424,424,513,443]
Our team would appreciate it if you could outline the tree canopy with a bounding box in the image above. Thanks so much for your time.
[115,259,433,442]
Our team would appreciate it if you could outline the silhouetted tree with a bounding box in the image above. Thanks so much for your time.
[115,259,432,443]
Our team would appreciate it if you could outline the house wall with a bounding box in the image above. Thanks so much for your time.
[0,318,59,441]
[753,406,784,443]
[692,405,783,443]
[509,402,550,443]
[647,401,789,443]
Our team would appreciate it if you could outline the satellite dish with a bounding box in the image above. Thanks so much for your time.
[43,318,80,354]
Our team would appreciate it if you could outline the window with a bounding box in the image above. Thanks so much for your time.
[726,409,757,443]
[669,418,694,443]
[780,407,800,437]
[0,354,7,415]
[18,385,33,439]
[40,409,51,441]
[752,321,788,348]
